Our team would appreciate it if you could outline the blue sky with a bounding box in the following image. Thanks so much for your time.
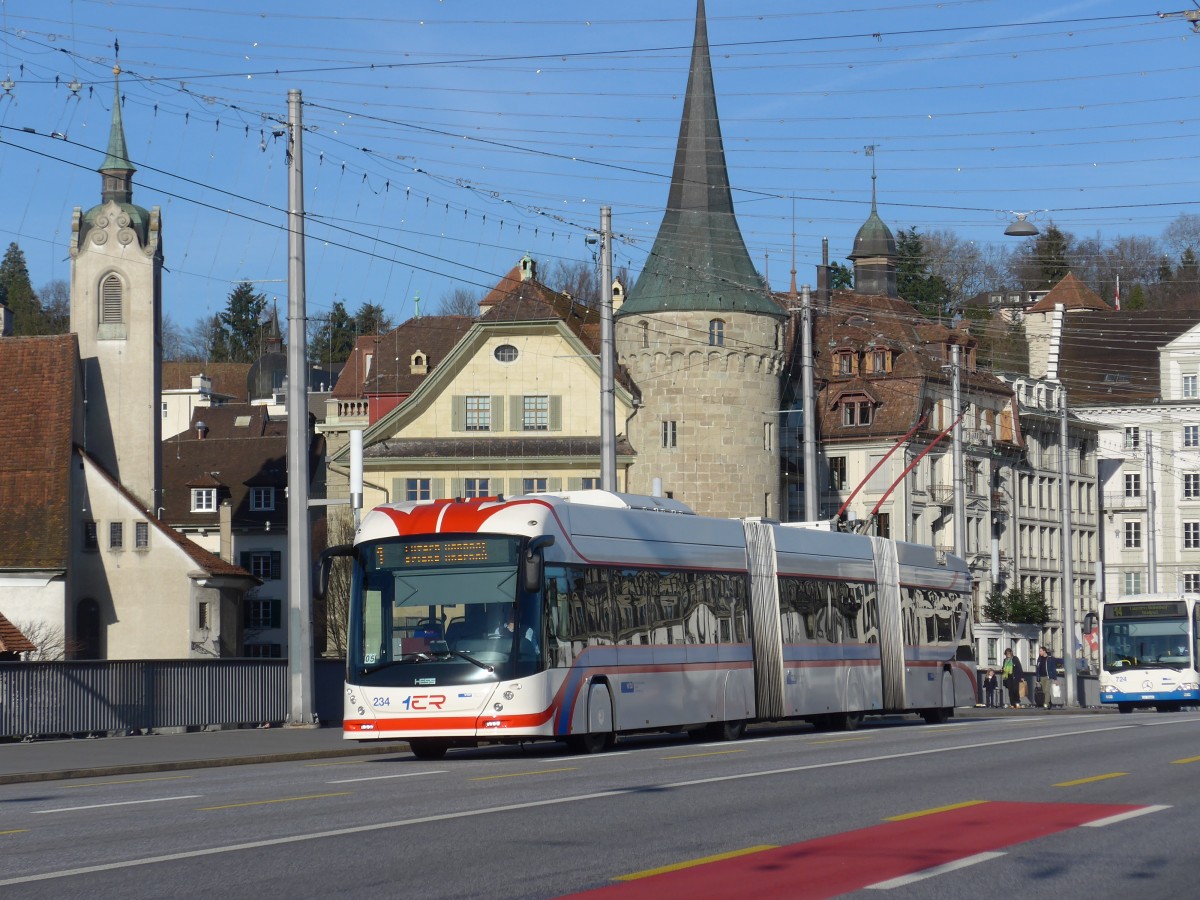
[0,1,1194,331]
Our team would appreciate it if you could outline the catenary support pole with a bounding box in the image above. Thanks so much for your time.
[801,284,818,521]
[600,205,616,491]
[286,89,316,726]
[952,345,967,557]
[1059,384,1079,707]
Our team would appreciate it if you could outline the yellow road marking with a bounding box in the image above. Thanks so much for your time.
[1055,773,1128,787]
[887,800,989,822]
[1,829,27,836]
[616,845,778,881]
[1171,755,1200,765]
[64,775,193,788]
[661,749,747,760]
[196,792,351,811]
[810,736,871,745]
[470,767,578,781]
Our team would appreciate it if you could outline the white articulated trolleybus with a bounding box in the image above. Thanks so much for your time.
[1098,593,1200,713]
[319,491,975,759]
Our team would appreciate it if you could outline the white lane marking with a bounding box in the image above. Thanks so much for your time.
[864,851,1006,889]
[32,796,202,815]
[327,770,446,784]
[1082,804,1172,828]
[0,719,1179,886]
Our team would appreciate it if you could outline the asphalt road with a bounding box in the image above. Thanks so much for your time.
[1,711,1195,899]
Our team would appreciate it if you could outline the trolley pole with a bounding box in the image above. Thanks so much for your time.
[599,205,617,492]
[286,89,316,726]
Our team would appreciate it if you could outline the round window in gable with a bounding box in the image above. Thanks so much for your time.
[494,344,519,363]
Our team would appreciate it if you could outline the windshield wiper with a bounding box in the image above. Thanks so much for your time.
[428,640,495,672]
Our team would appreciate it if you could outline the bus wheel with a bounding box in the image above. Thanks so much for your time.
[568,731,613,755]
[1155,704,1178,713]
[408,739,449,760]
[830,711,863,732]
[921,707,951,725]
[706,719,746,742]
[1117,703,1134,714]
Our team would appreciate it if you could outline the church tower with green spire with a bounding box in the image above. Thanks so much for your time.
[615,0,785,519]
[69,65,164,513]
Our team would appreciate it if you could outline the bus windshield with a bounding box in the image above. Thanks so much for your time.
[1103,603,1191,671]
[350,535,545,685]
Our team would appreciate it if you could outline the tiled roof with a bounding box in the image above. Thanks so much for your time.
[331,317,474,400]
[804,291,1014,443]
[161,361,252,400]
[0,611,37,654]
[162,402,323,530]
[1058,310,1200,404]
[0,335,79,570]
[1026,273,1110,314]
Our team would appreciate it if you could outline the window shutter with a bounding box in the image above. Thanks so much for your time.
[270,551,282,580]
[451,396,466,432]
[568,477,582,491]
[451,478,465,498]
[270,599,281,629]
[508,477,523,497]
[548,477,562,492]
[549,395,563,431]
[392,478,403,504]
[431,478,446,499]
[491,395,505,431]
[510,396,523,430]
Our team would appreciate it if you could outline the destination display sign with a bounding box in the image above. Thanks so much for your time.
[1106,601,1187,619]
[372,536,518,569]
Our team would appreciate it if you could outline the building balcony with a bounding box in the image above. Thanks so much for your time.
[963,428,993,448]
[930,485,954,505]
[1103,493,1148,512]
[324,398,369,427]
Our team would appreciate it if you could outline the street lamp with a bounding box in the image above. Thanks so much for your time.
[1004,213,1039,237]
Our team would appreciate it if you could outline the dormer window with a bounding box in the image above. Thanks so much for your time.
[191,488,217,512]
[410,351,428,375]
[843,400,874,427]
[869,348,890,374]
[836,351,857,376]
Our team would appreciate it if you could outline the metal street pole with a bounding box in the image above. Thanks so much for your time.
[286,89,316,726]
[951,344,967,557]
[1058,384,1079,707]
[599,205,616,491]
[1146,431,1158,593]
[801,284,818,521]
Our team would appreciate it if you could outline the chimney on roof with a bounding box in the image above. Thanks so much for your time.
[520,254,536,282]
[196,420,208,440]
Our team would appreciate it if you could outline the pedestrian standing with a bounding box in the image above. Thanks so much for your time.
[983,668,999,708]
[1001,647,1023,708]
[1036,646,1057,709]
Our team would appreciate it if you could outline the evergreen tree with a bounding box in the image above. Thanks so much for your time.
[895,227,949,319]
[218,282,268,363]
[353,302,393,338]
[309,301,356,365]
[1126,284,1147,311]
[828,262,853,291]
[0,242,46,335]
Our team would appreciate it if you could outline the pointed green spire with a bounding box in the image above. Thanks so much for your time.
[619,0,779,319]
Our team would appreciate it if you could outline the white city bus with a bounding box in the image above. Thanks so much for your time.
[1098,593,1200,713]
[320,491,975,759]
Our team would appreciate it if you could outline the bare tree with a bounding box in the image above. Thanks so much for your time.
[436,286,482,317]
[922,229,1011,309]
[37,279,71,333]
[313,510,354,657]
[1163,213,1200,261]
[9,619,75,660]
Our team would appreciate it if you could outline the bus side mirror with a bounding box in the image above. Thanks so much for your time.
[314,544,355,600]
[522,535,555,594]
[1083,611,1098,633]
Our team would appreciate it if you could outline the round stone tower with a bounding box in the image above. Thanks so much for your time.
[615,0,785,520]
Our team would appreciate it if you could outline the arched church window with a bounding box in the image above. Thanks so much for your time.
[708,319,725,347]
[100,274,123,324]
[640,321,649,349]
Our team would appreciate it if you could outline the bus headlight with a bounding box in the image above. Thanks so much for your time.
[1180,682,1199,692]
